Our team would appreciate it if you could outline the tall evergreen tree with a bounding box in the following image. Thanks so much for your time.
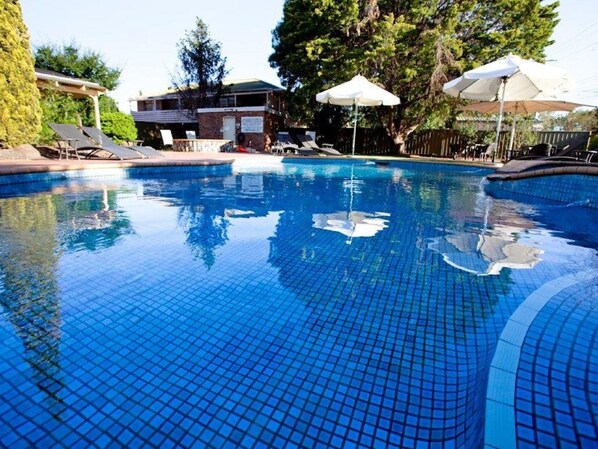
[270,0,559,154]
[172,18,229,118]
[0,0,41,148]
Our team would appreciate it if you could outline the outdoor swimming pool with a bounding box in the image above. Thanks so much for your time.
[0,160,596,448]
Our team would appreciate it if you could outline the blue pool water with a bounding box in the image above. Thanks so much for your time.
[0,161,596,449]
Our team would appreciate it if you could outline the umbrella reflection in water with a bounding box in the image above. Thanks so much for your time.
[428,225,543,276]
[313,211,390,244]
[313,166,390,244]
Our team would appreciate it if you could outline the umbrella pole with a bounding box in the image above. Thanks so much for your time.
[352,103,358,157]
[493,77,508,163]
[507,111,518,159]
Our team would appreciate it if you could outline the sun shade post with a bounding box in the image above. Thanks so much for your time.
[493,77,508,163]
[508,107,518,158]
[352,103,359,156]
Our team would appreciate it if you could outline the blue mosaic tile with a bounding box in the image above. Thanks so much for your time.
[0,161,596,448]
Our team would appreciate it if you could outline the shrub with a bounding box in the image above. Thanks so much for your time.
[38,90,85,144]
[101,112,137,144]
[0,1,41,148]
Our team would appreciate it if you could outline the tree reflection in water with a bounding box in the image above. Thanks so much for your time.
[0,187,132,419]
[0,195,65,419]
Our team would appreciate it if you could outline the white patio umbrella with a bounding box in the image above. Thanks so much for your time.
[443,54,573,161]
[461,99,587,154]
[316,75,400,156]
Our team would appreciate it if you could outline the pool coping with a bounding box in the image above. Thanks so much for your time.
[487,160,598,181]
[484,269,596,449]
[0,158,235,177]
[0,153,500,178]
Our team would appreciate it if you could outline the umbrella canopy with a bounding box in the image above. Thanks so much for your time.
[316,75,400,155]
[316,75,401,106]
[462,99,587,153]
[443,54,573,161]
[443,54,573,101]
[461,98,586,114]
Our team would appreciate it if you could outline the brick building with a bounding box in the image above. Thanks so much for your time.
[131,79,285,152]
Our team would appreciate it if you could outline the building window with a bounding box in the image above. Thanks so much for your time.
[218,96,236,108]
[161,99,179,110]
[138,100,154,111]
[237,93,267,107]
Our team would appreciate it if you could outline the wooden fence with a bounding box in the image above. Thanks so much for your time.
[327,128,591,159]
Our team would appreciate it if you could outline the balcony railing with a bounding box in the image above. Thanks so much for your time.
[131,110,196,124]
[132,105,285,124]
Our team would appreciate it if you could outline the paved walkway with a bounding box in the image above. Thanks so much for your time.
[0,151,268,176]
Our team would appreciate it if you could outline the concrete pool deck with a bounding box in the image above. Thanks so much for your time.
[0,151,500,177]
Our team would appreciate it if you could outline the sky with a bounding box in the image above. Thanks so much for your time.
[20,0,598,111]
[20,0,286,111]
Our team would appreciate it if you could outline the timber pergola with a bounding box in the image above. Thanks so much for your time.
[35,68,108,129]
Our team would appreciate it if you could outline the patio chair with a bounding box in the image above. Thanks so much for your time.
[550,149,597,163]
[272,132,300,155]
[83,127,164,159]
[293,133,342,156]
[449,143,465,159]
[49,124,141,160]
[481,143,496,161]
[516,143,552,160]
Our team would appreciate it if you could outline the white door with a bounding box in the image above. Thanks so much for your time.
[223,117,236,142]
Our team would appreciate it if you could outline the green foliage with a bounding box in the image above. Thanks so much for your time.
[511,116,537,148]
[539,109,598,132]
[589,134,598,150]
[34,43,121,90]
[38,90,84,144]
[0,0,41,148]
[38,89,121,144]
[34,41,124,144]
[100,112,137,144]
[173,18,229,113]
[270,0,559,153]
[99,96,119,114]
[454,122,478,144]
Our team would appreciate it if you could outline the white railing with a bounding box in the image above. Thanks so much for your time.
[133,106,284,124]
[131,110,196,124]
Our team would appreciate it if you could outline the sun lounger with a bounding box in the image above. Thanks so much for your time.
[294,134,342,156]
[516,143,552,160]
[272,132,299,154]
[49,124,141,160]
[83,127,164,159]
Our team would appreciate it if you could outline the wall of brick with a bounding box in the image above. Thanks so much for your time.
[198,110,284,152]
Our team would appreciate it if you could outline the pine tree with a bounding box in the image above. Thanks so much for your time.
[0,0,41,148]
[172,18,229,117]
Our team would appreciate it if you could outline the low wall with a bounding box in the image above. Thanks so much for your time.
[172,139,233,153]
